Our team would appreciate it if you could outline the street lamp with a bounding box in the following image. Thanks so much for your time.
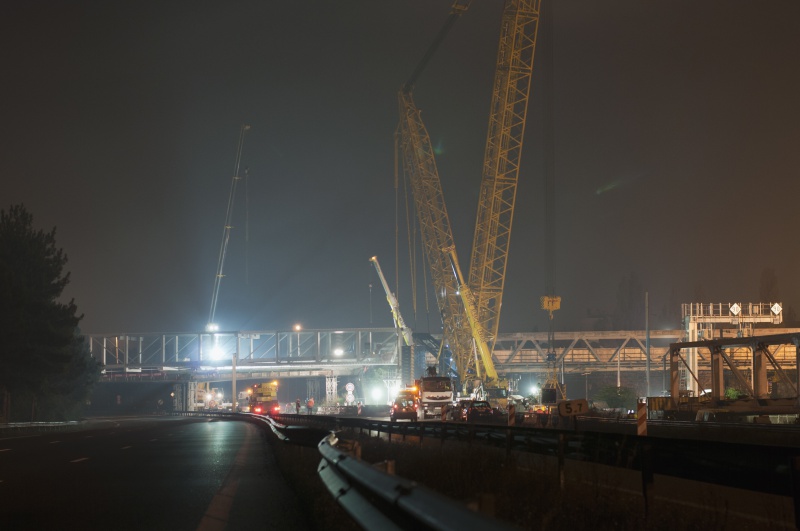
[294,324,301,358]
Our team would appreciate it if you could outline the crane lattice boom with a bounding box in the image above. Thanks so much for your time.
[370,256,414,347]
[469,0,542,354]
[397,91,476,380]
[207,124,250,330]
[397,1,541,392]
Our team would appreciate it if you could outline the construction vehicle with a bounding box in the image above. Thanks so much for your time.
[250,381,280,415]
[396,1,541,411]
[195,382,224,411]
[415,366,455,419]
[237,389,253,412]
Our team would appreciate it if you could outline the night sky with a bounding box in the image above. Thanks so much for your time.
[3,1,799,335]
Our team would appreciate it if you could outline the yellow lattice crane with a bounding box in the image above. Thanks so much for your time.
[397,1,474,388]
[469,1,542,355]
[397,0,542,402]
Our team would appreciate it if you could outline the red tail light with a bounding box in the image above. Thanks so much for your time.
[273,405,280,412]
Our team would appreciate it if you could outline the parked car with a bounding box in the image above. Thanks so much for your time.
[390,397,418,422]
[464,400,496,423]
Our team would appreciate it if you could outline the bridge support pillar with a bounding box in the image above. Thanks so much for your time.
[326,376,337,405]
[710,346,724,399]
[753,342,769,398]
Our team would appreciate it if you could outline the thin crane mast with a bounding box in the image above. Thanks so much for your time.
[370,256,414,347]
[396,1,476,383]
[207,124,250,330]
[397,91,476,381]
[468,0,542,354]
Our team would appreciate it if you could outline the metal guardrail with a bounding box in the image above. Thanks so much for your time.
[316,432,516,531]
[267,413,800,497]
[225,412,517,529]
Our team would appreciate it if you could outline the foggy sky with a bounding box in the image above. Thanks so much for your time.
[3,1,799,335]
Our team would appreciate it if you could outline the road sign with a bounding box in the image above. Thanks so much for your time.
[345,382,355,392]
[557,398,588,417]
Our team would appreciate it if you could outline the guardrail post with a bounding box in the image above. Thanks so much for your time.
[640,441,653,521]
[792,456,800,531]
[558,433,565,491]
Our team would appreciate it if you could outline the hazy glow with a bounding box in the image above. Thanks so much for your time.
[210,344,225,360]
[370,387,383,403]
[388,382,400,398]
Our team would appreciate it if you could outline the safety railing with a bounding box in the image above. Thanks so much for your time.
[316,432,516,531]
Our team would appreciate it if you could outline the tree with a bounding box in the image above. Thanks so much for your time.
[594,385,638,411]
[0,204,99,421]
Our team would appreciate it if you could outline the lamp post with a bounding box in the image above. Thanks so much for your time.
[294,324,301,358]
[582,372,590,400]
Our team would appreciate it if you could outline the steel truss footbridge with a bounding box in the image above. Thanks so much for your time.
[86,326,800,384]
[89,327,688,380]
[85,303,800,407]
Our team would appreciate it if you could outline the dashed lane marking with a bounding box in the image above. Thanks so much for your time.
[71,458,89,463]
[121,446,132,450]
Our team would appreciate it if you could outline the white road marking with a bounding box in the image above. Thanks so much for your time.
[49,440,60,444]
[121,446,132,450]
[0,449,11,452]
[71,457,89,463]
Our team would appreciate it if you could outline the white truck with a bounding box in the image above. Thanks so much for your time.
[416,368,455,418]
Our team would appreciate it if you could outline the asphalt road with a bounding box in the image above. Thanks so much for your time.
[0,416,311,530]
